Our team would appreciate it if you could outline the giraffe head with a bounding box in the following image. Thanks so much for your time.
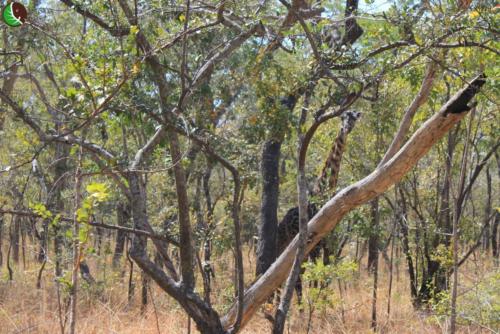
[341,110,361,134]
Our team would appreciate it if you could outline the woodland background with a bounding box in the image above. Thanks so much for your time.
[0,0,498,333]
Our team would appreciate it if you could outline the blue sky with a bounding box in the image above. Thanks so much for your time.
[359,0,393,13]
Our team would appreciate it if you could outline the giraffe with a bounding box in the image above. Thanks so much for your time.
[313,110,362,196]
[275,110,361,303]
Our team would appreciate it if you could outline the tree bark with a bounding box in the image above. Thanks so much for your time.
[112,202,130,268]
[397,187,418,302]
[451,107,475,334]
[166,129,196,289]
[482,168,492,252]
[369,198,380,330]
[68,148,83,334]
[51,141,70,277]
[141,271,149,314]
[492,153,500,261]
[419,128,457,302]
[492,212,499,261]
[273,89,312,333]
[11,216,20,263]
[0,215,3,266]
[256,139,282,276]
[367,199,380,272]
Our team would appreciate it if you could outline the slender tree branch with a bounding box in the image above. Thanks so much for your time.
[59,0,130,36]
[0,209,177,244]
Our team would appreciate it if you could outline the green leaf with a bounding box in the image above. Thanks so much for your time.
[76,207,88,223]
[30,202,52,219]
[130,25,139,35]
[86,183,109,203]
[78,225,90,243]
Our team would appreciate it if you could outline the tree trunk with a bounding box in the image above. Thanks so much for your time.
[367,199,380,272]
[419,129,457,302]
[256,139,282,276]
[112,202,130,268]
[11,216,20,263]
[166,128,196,290]
[369,198,380,330]
[387,219,396,317]
[273,92,311,332]
[203,162,215,289]
[141,271,149,314]
[37,219,49,263]
[451,106,475,334]
[0,215,3,266]
[51,141,69,277]
[492,152,500,262]
[397,187,418,302]
[482,168,492,252]
[68,152,83,334]
[492,212,499,262]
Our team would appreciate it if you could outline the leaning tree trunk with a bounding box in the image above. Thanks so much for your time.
[256,139,282,276]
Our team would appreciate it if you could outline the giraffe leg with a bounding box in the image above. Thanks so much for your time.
[275,286,281,305]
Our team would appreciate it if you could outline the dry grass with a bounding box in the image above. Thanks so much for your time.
[0,247,496,334]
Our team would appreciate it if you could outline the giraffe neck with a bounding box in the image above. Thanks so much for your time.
[313,128,348,196]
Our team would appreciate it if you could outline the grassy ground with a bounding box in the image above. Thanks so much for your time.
[0,245,497,333]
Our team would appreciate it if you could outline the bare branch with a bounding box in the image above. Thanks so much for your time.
[59,0,130,36]
[379,60,439,165]
[0,209,176,244]
[189,23,264,94]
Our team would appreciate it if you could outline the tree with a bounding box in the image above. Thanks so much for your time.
[0,1,496,333]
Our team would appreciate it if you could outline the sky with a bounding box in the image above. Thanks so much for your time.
[359,0,394,13]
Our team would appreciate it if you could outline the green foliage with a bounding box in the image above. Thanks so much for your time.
[77,182,109,237]
[303,258,358,287]
[302,259,358,313]
[30,202,52,219]
[456,271,500,329]
[55,275,74,294]
[429,290,451,318]
[431,244,454,270]
[428,271,500,329]
[241,50,308,142]
[211,216,234,256]
[86,183,110,203]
